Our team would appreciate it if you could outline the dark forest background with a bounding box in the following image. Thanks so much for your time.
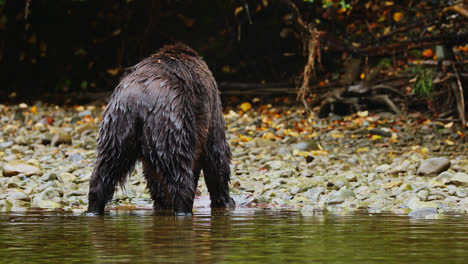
[0,0,467,116]
[1,0,304,101]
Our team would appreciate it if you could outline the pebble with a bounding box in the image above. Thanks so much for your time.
[447,172,468,187]
[408,208,438,218]
[417,157,451,176]
[3,160,43,176]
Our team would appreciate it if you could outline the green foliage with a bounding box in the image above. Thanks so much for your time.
[306,0,351,10]
[409,67,433,97]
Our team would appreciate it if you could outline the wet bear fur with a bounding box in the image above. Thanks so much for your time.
[87,43,234,215]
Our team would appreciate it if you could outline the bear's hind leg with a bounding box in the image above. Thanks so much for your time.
[143,110,198,215]
[142,159,172,211]
[203,111,235,209]
[87,109,140,215]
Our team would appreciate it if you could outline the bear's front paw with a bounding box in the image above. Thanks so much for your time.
[211,197,235,208]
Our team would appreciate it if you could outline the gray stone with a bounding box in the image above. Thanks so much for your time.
[447,172,468,187]
[7,190,31,202]
[417,157,451,176]
[78,110,93,118]
[0,141,14,149]
[76,123,97,135]
[301,204,325,216]
[36,200,61,209]
[246,138,276,148]
[304,187,324,202]
[51,131,72,146]
[264,161,291,171]
[290,186,301,195]
[408,207,438,218]
[293,140,320,151]
[58,172,76,183]
[39,172,58,182]
[407,198,438,210]
[327,189,356,204]
[3,160,43,176]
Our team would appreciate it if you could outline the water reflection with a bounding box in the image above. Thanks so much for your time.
[0,209,468,263]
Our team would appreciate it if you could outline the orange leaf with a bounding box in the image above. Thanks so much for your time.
[30,106,37,115]
[393,12,403,22]
[422,49,433,58]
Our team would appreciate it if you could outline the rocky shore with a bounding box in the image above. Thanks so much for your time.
[0,101,467,218]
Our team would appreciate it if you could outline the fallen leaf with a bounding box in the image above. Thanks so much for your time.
[422,49,433,58]
[240,102,252,112]
[30,106,37,115]
[393,12,403,22]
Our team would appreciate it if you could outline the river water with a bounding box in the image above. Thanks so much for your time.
[0,208,467,263]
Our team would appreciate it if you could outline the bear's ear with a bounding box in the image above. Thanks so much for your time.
[160,43,199,57]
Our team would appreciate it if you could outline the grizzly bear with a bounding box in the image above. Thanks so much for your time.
[87,43,235,215]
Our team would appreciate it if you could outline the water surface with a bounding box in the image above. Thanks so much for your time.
[0,209,467,263]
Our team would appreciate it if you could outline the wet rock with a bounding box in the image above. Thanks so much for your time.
[446,172,468,187]
[39,172,58,182]
[381,180,403,189]
[245,138,276,148]
[417,157,451,176]
[293,140,320,151]
[7,190,31,202]
[272,198,286,206]
[40,133,54,144]
[0,141,14,149]
[304,187,324,202]
[78,110,93,118]
[264,160,291,171]
[58,172,76,183]
[455,189,467,198]
[408,208,438,218]
[36,200,61,209]
[51,131,72,146]
[301,204,325,216]
[407,198,438,210]
[416,190,430,201]
[327,189,356,204]
[436,171,454,183]
[3,160,43,176]
[76,123,97,135]
[290,186,301,195]
[368,128,392,137]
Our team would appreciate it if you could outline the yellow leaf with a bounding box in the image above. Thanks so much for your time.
[331,133,344,138]
[393,12,403,22]
[262,132,275,139]
[356,147,369,153]
[420,147,429,154]
[310,150,328,155]
[382,180,403,189]
[293,149,309,156]
[240,102,252,112]
[371,135,382,141]
[239,135,253,142]
[30,106,37,115]
[445,139,454,145]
